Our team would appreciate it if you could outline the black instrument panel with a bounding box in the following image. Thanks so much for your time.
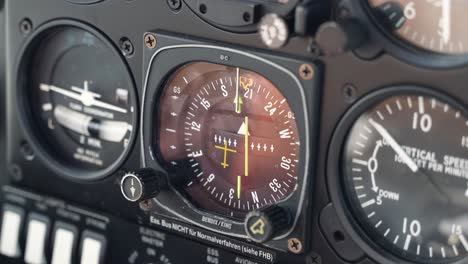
[1,0,468,264]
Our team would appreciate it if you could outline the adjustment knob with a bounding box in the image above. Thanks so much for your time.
[245,205,291,243]
[120,169,166,202]
[315,20,367,56]
[259,14,290,49]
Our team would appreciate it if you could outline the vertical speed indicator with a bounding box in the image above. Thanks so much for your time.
[340,88,468,263]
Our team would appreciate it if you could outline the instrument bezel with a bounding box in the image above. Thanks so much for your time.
[141,34,320,241]
[14,19,139,181]
[327,85,468,264]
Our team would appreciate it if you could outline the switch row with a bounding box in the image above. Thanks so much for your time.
[0,205,106,264]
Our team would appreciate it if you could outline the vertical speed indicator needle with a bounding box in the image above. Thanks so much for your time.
[369,119,419,173]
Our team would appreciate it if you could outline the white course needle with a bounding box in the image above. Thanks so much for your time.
[235,67,241,114]
[369,119,419,173]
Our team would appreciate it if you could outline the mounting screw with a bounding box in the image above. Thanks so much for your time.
[288,238,303,254]
[139,199,153,211]
[20,141,35,161]
[342,84,357,103]
[144,34,157,49]
[299,64,314,81]
[307,253,322,264]
[167,0,182,11]
[8,164,23,182]
[337,7,351,20]
[120,37,134,57]
[307,40,322,57]
[20,18,33,35]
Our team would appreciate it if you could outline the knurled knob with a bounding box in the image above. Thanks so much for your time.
[120,168,166,202]
[245,205,292,243]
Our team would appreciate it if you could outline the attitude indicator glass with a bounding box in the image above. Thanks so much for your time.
[343,90,468,263]
[158,62,300,219]
[18,24,137,180]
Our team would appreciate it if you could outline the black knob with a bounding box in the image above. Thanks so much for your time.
[315,19,367,56]
[120,168,166,202]
[294,0,330,36]
[245,205,291,243]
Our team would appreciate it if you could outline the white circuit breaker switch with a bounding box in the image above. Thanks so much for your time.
[80,231,106,264]
[0,206,24,258]
[24,215,49,264]
[51,223,77,264]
